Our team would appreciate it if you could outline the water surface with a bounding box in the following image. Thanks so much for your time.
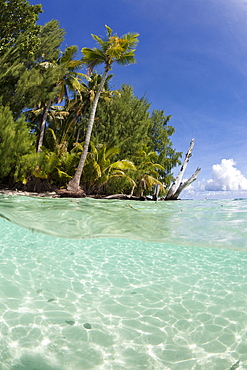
[0,195,247,369]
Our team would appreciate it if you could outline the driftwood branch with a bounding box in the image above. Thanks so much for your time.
[171,167,201,199]
[165,139,201,200]
[101,194,145,200]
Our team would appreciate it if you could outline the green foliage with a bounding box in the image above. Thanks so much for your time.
[0,19,66,116]
[15,151,59,183]
[28,31,83,150]
[148,110,182,187]
[67,25,139,191]
[130,147,166,196]
[0,0,42,57]
[81,143,136,194]
[37,19,65,63]
[66,72,114,145]
[82,25,139,73]
[45,130,81,183]
[15,20,66,108]
[0,16,182,194]
[93,85,181,190]
[15,60,59,113]
[105,176,134,195]
[0,105,34,178]
[0,1,44,113]
[14,148,80,186]
[93,85,152,159]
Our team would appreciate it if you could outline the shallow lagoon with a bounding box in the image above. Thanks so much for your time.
[0,195,247,369]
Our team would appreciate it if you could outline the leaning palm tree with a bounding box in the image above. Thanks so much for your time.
[67,72,114,145]
[67,25,139,192]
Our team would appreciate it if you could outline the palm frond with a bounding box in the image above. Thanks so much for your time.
[67,60,83,70]
[82,48,106,64]
[105,25,113,38]
[91,34,106,48]
[105,146,120,158]
[123,32,139,45]
[92,161,102,178]
[110,160,136,170]
[82,26,139,72]
[60,45,78,64]
[57,168,72,179]
[115,53,136,66]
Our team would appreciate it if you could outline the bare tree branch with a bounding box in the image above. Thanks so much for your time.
[165,139,200,200]
[172,167,201,199]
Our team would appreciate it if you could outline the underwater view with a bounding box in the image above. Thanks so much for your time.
[0,194,247,369]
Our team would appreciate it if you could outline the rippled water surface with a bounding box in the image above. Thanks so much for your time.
[0,195,247,369]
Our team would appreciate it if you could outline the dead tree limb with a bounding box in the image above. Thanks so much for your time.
[165,139,201,200]
[171,167,201,199]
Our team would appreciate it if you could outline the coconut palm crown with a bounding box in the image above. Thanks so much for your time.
[67,25,139,192]
[84,25,139,74]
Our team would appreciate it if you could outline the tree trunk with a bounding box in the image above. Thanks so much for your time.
[67,68,109,192]
[165,139,201,200]
[37,100,52,153]
[75,127,81,143]
[171,167,201,199]
[153,184,160,201]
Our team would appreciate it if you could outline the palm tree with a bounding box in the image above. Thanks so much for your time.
[37,46,84,152]
[56,45,85,107]
[66,72,114,145]
[130,148,165,197]
[67,25,139,192]
[80,143,136,194]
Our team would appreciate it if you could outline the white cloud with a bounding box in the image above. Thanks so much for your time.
[205,159,247,191]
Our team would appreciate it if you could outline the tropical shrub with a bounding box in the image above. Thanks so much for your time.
[80,143,136,194]
[0,105,34,179]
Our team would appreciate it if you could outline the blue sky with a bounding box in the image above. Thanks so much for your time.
[30,0,247,192]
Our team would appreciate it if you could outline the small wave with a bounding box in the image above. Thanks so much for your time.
[0,195,246,251]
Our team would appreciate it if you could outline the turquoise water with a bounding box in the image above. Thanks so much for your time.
[0,195,247,369]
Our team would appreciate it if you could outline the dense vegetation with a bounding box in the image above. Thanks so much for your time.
[0,0,182,196]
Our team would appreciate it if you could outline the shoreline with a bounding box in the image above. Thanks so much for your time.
[0,189,149,201]
[0,189,60,198]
